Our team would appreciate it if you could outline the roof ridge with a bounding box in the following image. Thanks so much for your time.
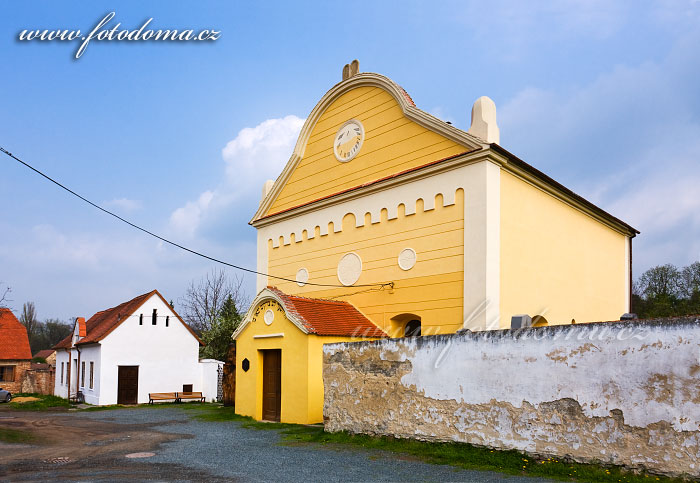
[261,286,388,338]
[268,286,353,306]
[97,289,157,315]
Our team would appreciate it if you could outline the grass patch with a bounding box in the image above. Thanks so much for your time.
[185,405,688,482]
[0,427,37,444]
[1,393,72,411]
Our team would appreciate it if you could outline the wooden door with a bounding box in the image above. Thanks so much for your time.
[117,366,139,404]
[262,350,281,421]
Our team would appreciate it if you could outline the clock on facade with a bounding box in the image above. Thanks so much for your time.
[333,119,365,162]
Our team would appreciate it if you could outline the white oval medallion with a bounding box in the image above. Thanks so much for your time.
[296,268,309,287]
[337,252,362,286]
[263,309,274,325]
[398,248,417,271]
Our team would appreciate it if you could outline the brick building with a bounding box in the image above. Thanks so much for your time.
[0,308,32,394]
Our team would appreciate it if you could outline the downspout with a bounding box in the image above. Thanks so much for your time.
[629,236,633,314]
[76,346,82,397]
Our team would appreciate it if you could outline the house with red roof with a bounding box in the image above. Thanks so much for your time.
[53,290,222,405]
[0,308,33,394]
[232,286,387,423]
[33,349,56,366]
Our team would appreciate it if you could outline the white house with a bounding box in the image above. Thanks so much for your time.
[53,290,222,405]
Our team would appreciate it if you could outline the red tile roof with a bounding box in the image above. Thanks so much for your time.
[0,308,32,360]
[267,287,387,338]
[33,349,55,359]
[54,290,202,349]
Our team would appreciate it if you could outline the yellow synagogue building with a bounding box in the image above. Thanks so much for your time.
[233,61,639,423]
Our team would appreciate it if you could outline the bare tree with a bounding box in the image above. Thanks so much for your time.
[179,268,248,334]
[20,301,40,341]
[0,283,11,308]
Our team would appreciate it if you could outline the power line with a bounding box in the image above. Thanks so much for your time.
[0,146,393,290]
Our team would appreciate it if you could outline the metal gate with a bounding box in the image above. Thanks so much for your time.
[216,364,224,402]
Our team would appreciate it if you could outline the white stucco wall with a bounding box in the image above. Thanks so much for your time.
[77,345,101,405]
[98,294,202,405]
[323,317,700,477]
[199,359,224,402]
[54,349,69,399]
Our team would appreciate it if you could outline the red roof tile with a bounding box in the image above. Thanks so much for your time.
[54,290,202,349]
[0,308,32,360]
[267,287,387,338]
[33,349,55,359]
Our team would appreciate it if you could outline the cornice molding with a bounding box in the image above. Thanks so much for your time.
[253,149,500,229]
[232,288,310,341]
[500,160,636,237]
[251,72,487,223]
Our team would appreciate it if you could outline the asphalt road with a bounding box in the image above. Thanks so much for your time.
[2,406,556,482]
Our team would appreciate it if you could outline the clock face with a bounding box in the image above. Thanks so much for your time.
[334,119,364,162]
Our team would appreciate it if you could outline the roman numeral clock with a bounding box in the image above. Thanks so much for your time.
[334,119,365,162]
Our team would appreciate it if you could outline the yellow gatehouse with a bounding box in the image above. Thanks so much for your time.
[234,61,638,423]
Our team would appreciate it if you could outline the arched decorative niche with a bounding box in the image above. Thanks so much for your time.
[390,313,422,338]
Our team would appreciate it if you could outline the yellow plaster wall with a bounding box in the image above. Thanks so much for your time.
[234,299,312,424]
[499,171,628,327]
[266,86,468,215]
[267,191,465,336]
[307,335,371,423]
[234,299,382,424]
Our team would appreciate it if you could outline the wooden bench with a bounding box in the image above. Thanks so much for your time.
[177,391,205,403]
[148,392,178,404]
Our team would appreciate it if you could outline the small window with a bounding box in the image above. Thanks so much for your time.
[165,315,169,327]
[404,320,421,337]
[182,384,193,393]
[89,362,94,389]
[81,361,85,387]
[61,362,64,384]
[152,308,157,325]
[0,366,15,382]
[139,314,143,325]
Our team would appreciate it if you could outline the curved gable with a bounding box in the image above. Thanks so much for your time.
[254,73,483,222]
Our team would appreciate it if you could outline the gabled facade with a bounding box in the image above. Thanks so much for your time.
[236,62,638,423]
[53,290,221,405]
[233,287,386,423]
[0,308,32,394]
[250,66,638,334]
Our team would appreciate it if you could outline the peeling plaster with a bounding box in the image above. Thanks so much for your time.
[323,317,700,478]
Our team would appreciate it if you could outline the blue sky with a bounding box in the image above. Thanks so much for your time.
[1,1,699,320]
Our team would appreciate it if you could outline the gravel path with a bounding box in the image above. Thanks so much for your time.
[77,407,555,482]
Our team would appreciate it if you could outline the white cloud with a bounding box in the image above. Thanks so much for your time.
[169,115,305,238]
[169,190,214,238]
[104,198,141,212]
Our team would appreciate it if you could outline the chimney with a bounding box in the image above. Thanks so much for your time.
[510,314,532,329]
[342,59,360,81]
[468,96,500,144]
